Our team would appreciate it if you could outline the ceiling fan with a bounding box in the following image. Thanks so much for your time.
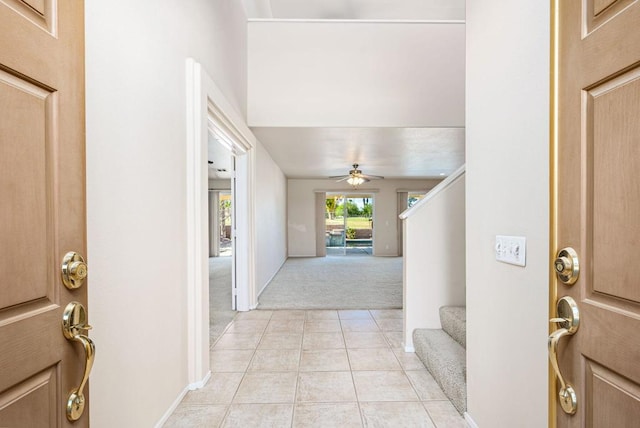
[330,163,384,186]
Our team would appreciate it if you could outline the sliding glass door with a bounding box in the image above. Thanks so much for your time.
[325,193,373,255]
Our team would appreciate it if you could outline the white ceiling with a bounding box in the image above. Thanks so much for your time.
[210,1,466,182]
[208,133,233,180]
[252,127,464,179]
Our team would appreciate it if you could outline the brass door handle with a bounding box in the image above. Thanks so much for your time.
[62,302,95,421]
[548,296,579,415]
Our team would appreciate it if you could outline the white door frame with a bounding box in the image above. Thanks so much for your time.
[185,58,256,387]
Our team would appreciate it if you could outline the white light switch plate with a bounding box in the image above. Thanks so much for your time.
[495,235,526,266]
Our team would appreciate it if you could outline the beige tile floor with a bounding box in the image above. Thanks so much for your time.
[165,309,466,428]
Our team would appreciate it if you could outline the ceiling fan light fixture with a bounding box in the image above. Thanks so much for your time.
[331,163,382,186]
[347,176,368,186]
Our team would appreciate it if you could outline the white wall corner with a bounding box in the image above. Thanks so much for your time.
[256,257,286,299]
[153,371,215,427]
[188,370,211,391]
[185,58,208,387]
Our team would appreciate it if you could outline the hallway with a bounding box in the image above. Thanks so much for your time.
[70,0,560,425]
[166,309,465,427]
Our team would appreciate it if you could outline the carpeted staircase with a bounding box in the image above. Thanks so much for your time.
[413,306,466,414]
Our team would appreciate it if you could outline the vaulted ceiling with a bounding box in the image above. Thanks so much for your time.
[243,0,465,21]
[210,1,466,181]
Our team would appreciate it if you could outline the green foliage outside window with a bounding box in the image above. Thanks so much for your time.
[335,199,363,217]
[326,197,337,219]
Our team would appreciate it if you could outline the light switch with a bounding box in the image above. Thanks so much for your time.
[495,235,526,267]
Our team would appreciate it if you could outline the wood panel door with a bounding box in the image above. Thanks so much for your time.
[0,1,89,426]
[554,0,640,426]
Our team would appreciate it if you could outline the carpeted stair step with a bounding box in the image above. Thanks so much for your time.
[413,328,466,414]
[439,306,466,349]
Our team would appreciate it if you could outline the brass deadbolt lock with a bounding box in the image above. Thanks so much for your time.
[62,252,88,289]
[554,247,579,285]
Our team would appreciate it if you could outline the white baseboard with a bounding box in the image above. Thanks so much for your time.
[256,281,269,299]
[154,371,212,427]
[404,345,415,352]
[154,386,189,428]
[256,258,286,298]
[464,412,479,428]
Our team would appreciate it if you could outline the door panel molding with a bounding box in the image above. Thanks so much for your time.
[1,1,86,426]
[586,0,636,34]
[0,0,56,34]
[553,0,640,426]
[585,359,640,426]
[0,366,58,426]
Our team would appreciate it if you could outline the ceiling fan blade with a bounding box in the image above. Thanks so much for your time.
[329,165,383,182]
[360,174,384,180]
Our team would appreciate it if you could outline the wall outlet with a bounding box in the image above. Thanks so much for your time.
[495,235,526,267]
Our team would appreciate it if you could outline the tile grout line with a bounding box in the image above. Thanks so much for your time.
[290,311,309,428]
[198,308,463,427]
[368,310,438,427]
[342,312,366,427]
[209,310,239,351]
[213,313,247,428]
[386,320,440,427]
[372,310,442,427]
[217,311,272,427]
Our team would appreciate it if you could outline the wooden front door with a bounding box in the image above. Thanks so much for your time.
[0,1,89,426]
[554,0,640,426]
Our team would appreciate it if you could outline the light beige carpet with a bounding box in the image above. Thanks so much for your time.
[258,256,403,310]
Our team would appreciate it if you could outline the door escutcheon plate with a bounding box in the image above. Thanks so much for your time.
[554,247,580,285]
[61,251,88,289]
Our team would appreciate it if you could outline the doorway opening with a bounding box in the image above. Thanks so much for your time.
[206,115,249,343]
[186,58,255,387]
[207,129,237,342]
[325,193,374,256]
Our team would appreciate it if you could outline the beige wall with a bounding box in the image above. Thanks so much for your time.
[255,142,288,299]
[403,173,466,350]
[208,178,232,190]
[85,1,248,426]
[287,178,440,257]
[466,1,550,426]
[247,21,464,127]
